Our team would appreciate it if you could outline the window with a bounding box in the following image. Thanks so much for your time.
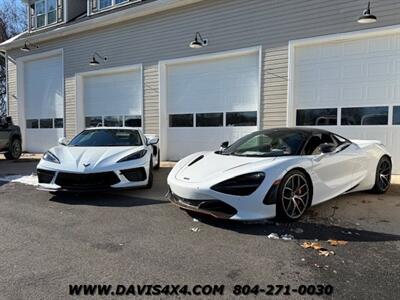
[40,118,53,129]
[104,116,123,127]
[124,116,142,128]
[393,106,400,125]
[169,114,193,127]
[196,113,223,127]
[98,0,128,10]
[26,119,39,129]
[226,111,257,127]
[85,116,103,128]
[220,130,306,157]
[70,129,143,147]
[34,0,57,28]
[54,118,64,128]
[296,108,337,126]
[341,106,388,125]
[303,133,336,155]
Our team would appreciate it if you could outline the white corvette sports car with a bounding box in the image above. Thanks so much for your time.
[37,128,160,192]
[167,128,392,221]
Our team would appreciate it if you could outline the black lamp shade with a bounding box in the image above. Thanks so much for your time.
[89,57,100,66]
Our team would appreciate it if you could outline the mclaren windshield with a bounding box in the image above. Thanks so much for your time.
[69,129,143,147]
[220,130,306,157]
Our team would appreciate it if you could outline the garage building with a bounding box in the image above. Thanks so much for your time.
[1,0,400,173]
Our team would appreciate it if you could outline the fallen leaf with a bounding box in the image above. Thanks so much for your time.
[301,242,322,250]
[328,239,348,246]
[318,249,335,256]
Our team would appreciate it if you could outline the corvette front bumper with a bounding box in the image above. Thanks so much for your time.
[37,167,149,192]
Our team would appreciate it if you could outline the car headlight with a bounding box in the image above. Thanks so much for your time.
[118,149,147,163]
[43,151,60,164]
[211,172,265,196]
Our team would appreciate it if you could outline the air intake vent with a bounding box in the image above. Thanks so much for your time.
[188,155,204,167]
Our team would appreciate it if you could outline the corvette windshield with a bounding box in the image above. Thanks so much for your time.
[69,129,143,147]
[221,131,305,157]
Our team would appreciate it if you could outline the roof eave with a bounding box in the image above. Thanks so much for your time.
[0,0,204,51]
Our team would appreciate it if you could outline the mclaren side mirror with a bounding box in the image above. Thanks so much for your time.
[58,137,69,146]
[320,143,336,154]
[147,137,159,145]
[220,141,229,151]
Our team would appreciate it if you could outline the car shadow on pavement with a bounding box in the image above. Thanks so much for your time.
[188,212,400,243]
[49,192,168,208]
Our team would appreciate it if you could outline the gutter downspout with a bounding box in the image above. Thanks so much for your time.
[0,50,7,116]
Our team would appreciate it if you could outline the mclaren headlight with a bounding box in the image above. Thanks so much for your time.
[118,149,147,163]
[43,151,60,164]
[211,172,265,196]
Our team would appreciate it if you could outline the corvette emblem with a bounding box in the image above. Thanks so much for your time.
[83,163,91,167]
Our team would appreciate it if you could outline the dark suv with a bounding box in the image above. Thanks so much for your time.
[0,116,22,160]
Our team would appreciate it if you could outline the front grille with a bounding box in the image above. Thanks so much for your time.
[55,172,120,190]
[37,169,55,184]
[120,167,147,182]
[169,192,237,218]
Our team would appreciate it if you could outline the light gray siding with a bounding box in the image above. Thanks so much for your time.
[7,0,400,139]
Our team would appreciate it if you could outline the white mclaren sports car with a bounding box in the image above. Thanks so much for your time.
[37,128,160,192]
[167,128,392,221]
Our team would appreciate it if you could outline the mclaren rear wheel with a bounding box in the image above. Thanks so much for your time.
[276,170,312,221]
[371,156,391,194]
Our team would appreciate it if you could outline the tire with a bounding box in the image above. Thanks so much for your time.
[4,138,22,160]
[370,156,392,194]
[145,159,154,189]
[154,150,161,170]
[276,169,312,221]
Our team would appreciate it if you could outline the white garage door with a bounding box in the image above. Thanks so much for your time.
[83,68,142,129]
[24,54,64,152]
[163,50,260,161]
[291,32,400,174]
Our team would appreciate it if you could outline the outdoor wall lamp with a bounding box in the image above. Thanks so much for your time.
[358,2,377,24]
[189,32,208,49]
[89,52,108,66]
[20,41,39,52]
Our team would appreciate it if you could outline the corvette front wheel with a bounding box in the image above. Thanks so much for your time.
[145,159,153,189]
[276,170,312,221]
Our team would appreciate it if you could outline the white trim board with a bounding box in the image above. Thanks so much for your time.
[75,64,144,134]
[158,46,262,161]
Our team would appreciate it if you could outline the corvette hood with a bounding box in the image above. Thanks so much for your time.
[175,151,278,183]
[48,145,145,172]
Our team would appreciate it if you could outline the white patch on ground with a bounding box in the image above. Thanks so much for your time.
[0,175,39,186]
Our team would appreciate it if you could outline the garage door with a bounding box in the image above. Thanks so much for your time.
[291,32,400,174]
[83,68,142,129]
[162,50,260,161]
[24,54,64,152]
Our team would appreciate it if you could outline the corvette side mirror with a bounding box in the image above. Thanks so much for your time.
[320,143,336,154]
[220,141,229,150]
[147,137,159,145]
[58,137,69,146]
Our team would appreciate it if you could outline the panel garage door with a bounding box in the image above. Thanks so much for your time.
[163,50,260,161]
[24,54,64,152]
[292,32,400,174]
[83,68,142,129]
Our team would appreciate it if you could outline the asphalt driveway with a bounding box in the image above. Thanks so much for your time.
[0,158,399,299]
